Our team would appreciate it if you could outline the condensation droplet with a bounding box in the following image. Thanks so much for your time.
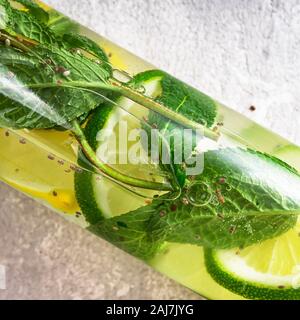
[186,181,213,207]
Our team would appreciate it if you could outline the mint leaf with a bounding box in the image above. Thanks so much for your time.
[13,0,49,24]
[0,0,57,45]
[47,9,79,36]
[0,1,111,129]
[89,148,300,259]
[62,33,112,72]
[131,70,217,128]
[88,204,164,260]
[12,9,56,44]
[133,70,218,187]
[149,148,300,249]
[152,71,217,186]
[154,72,217,128]
[0,43,111,128]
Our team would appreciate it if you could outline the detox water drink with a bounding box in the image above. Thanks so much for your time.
[0,0,300,300]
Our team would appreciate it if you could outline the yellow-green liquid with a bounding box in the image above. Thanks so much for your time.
[1,3,300,300]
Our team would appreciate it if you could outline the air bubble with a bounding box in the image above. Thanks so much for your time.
[137,85,146,94]
[211,195,220,207]
[112,69,132,83]
[186,181,213,207]
[63,70,71,77]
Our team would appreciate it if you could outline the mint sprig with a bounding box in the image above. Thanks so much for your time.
[150,148,300,249]
[89,147,300,259]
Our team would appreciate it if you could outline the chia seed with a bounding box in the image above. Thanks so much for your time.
[170,204,177,212]
[19,138,26,144]
[229,225,237,234]
[217,213,224,220]
[218,177,226,184]
[45,59,52,65]
[55,66,67,73]
[159,210,166,217]
[74,167,83,173]
[75,212,81,218]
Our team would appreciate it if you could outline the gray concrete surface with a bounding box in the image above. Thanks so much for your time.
[0,184,199,299]
[0,0,299,299]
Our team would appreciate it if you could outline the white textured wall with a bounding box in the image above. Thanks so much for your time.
[0,0,299,299]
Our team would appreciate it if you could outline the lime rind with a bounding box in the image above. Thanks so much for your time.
[75,105,114,224]
[204,248,300,300]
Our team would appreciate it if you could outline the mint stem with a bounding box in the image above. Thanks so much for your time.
[71,120,173,191]
[28,80,219,141]
[27,81,118,92]
[28,79,219,191]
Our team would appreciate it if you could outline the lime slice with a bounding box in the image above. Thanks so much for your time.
[0,128,80,214]
[205,217,300,300]
[150,243,244,300]
[75,71,164,223]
